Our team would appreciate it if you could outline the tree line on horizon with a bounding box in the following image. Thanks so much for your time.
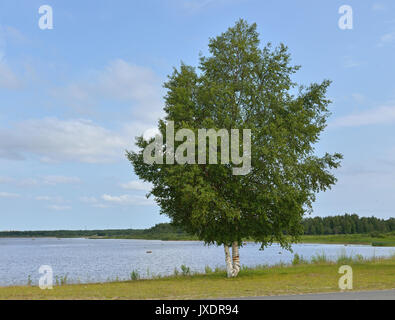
[302,214,395,236]
[1,214,394,238]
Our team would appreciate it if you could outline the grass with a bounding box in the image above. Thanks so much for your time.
[1,254,395,300]
[299,233,395,246]
[130,270,140,281]
[96,233,395,246]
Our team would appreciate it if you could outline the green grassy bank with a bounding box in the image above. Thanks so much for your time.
[108,233,395,246]
[1,255,394,300]
[299,234,395,246]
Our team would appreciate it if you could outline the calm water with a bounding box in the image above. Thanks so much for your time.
[1,238,394,286]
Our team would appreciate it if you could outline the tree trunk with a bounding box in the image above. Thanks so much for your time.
[224,241,241,278]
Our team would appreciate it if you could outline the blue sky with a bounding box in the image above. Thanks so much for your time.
[0,0,394,230]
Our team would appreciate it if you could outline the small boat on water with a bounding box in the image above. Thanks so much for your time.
[146,251,152,254]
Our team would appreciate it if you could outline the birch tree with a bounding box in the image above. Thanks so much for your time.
[127,20,342,277]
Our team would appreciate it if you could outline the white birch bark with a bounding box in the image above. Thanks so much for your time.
[224,244,234,278]
[232,241,241,276]
[224,241,241,278]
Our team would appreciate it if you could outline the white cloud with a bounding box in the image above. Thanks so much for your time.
[173,0,244,12]
[0,60,165,163]
[351,93,366,104]
[0,26,24,89]
[342,56,361,68]
[331,104,395,127]
[51,83,95,113]
[80,196,98,204]
[102,194,154,206]
[0,62,22,89]
[0,176,13,184]
[35,195,64,202]
[314,158,395,218]
[0,26,27,44]
[17,178,40,187]
[0,191,20,198]
[92,203,110,209]
[180,0,217,11]
[19,176,80,187]
[35,196,51,201]
[0,175,81,187]
[80,196,111,208]
[0,118,130,163]
[81,194,154,208]
[0,176,81,188]
[47,205,71,211]
[379,31,395,46]
[143,127,161,141]
[42,176,81,185]
[98,60,160,104]
[120,180,152,191]
[372,3,386,11]
[51,59,164,121]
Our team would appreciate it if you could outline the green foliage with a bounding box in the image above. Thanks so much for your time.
[372,242,393,247]
[2,215,394,240]
[180,265,191,276]
[0,223,195,240]
[311,252,328,264]
[370,231,385,238]
[336,249,354,264]
[27,275,32,286]
[204,266,213,274]
[54,274,68,286]
[292,253,308,265]
[214,267,223,273]
[60,274,68,286]
[355,254,364,262]
[302,214,395,235]
[127,19,342,249]
[130,270,140,281]
[336,251,364,265]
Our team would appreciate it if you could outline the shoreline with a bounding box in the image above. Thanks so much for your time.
[1,235,395,247]
[1,255,394,300]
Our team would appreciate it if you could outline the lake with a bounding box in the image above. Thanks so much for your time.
[1,238,394,286]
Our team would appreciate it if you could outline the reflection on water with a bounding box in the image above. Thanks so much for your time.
[0,238,394,286]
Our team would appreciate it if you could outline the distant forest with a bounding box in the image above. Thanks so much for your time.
[1,214,394,239]
[302,214,395,235]
[0,222,195,240]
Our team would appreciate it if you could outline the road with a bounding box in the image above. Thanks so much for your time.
[236,290,395,300]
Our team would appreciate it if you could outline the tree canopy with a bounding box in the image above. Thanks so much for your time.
[127,19,342,251]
